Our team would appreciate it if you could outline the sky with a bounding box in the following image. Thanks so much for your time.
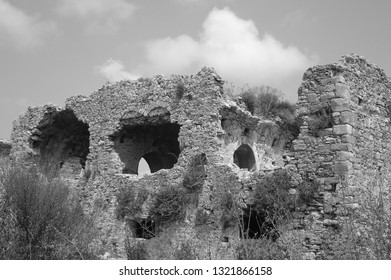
[0,0,391,140]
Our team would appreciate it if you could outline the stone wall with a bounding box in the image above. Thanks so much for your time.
[9,67,287,259]
[7,54,391,259]
[286,54,391,258]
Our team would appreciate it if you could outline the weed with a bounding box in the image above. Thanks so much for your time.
[115,185,149,220]
[125,240,149,260]
[183,154,207,192]
[174,240,197,260]
[151,186,185,224]
[307,107,334,137]
[175,81,186,100]
[0,162,97,259]
[296,177,321,205]
[195,209,210,226]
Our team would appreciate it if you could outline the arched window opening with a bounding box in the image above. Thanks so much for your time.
[111,122,180,175]
[142,151,177,173]
[233,144,256,170]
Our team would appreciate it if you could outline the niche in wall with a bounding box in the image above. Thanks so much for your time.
[233,144,256,171]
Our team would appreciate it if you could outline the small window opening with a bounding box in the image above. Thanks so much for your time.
[272,138,278,147]
[243,128,250,136]
[330,183,337,192]
[233,144,256,170]
[240,205,279,241]
[221,236,229,243]
[134,219,155,239]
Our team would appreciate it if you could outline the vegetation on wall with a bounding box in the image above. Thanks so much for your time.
[150,185,186,223]
[115,184,149,220]
[238,86,303,142]
[324,170,391,259]
[307,107,334,137]
[182,154,207,192]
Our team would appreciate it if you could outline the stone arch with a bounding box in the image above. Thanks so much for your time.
[147,107,170,123]
[110,122,181,175]
[142,151,177,173]
[233,144,256,170]
[29,109,90,177]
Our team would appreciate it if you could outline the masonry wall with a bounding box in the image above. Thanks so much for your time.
[9,67,288,259]
[9,54,390,259]
[287,54,391,259]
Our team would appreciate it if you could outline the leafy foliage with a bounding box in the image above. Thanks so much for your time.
[236,239,289,260]
[115,184,149,220]
[324,171,391,259]
[174,240,197,260]
[296,177,320,205]
[183,154,207,192]
[252,170,295,222]
[125,240,149,260]
[175,81,186,100]
[0,161,97,259]
[239,86,293,118]
[307,107,334,137]
[150,186,186,224]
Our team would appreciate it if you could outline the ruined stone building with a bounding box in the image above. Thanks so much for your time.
[4,54,391,259]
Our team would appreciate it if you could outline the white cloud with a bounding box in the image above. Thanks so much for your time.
[0,0,56,49]
[129,7,317,100]
[98,59,139,82]
[57,0,135,31]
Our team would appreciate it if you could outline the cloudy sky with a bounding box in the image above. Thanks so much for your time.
[0,0,390,139]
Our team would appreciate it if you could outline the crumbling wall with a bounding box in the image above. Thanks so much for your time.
[286,54,391,259]
[10,54,391,260]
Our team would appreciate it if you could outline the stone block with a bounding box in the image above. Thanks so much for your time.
[320,76,345,85]
[340,111,357,125]
[307,93,317,103]
[331,98,350,112]
[319,92,336,101]
[335,83,351,99]
[333,124,353,135]
[331,143,353,151]
[336,151,354,161]
[334,160,353,175]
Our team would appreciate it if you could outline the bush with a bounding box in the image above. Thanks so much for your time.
[240,86,293,118]
[236,239,289,260]
[297,177,321,205]
[219,188,239,229]
[307,107,334,137]
[175,81,186,100]
[116,184,149,220]
[151,186,186,224]
[183,154,207,192]
[174,240,197,260]
[324,171,391,259]
[239,86,301,143]
[125,240,149,260]
[195,209,210,226]
[252,170,295,223]
[0,163,97,259]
